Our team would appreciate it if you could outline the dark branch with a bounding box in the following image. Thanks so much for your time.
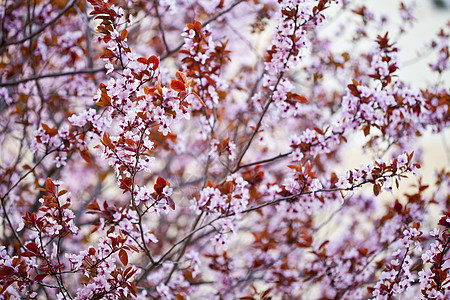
[0,67,106,87]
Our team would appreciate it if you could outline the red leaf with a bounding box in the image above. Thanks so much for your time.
[119,249,128,266]
[170,80,185,92]
[25,242,38,253]
[0,266,14,276]
[194,20,202,33]
[86,199,101,211]
[156,176,167,187]
[100,49,116,59]
[45,178,55,194]
[203,74,216,87]
[373,183,381,196]
[128,282,137,296]
[121,29,128,40]
[58,190,68,196]
[79,149,92,164]
[119,177,132,191]
[167,196,175,210]
[41,123,58,136]
[137,57,147,64]
[102,132,114,149]
[175,71,188,84]
[34,273,48,282]
[124,266,133,278]
[261,288,273,299]
[147,55,159,70]
[20,251,36,257]
[291,93,308,103]
[154,176,167,194]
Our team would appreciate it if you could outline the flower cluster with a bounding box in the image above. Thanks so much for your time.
[339,33,449,149]
[372,222,422,299]
[0,179,79,298]
[66,232,139,300]
[334,152,418,196]
[430,24,450,73]
[180,20,229,111]
[192,175,249,216]
[19,181,78,237]
[264,0,319,79]
[419,211,450,299]
[0,246,35,298]
[89,0,196,193]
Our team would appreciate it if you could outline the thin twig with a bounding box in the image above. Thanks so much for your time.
[0,68,106,87]
[153,0,170,53]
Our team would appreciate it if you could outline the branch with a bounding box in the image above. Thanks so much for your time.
[233,6,306,170]
[136,171,404,285]
[153,0,170,53]
[203,0,246,27]
[0,68,106,87]
[237,151,292,169]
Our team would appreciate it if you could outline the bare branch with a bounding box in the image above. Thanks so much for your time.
[0,68,106,87]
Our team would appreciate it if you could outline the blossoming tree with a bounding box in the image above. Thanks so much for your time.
[0,0,449,298]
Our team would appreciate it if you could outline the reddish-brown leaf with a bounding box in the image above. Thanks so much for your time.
[119,249,128,266]
[102,132,114,149]
[167,196,175,210]
[261,288,273,299]
[79,149,92,164]
[373,183,381,196]
[291,93,308,103]
[25,242,38,253]
[143,86,152,95]
[95,100,109,107]
[86,199,101,211]
[45,178,55,194]
[363,125,370,136]
[34,273,48,282]
[137,57,147,64]
[156,176,167,187]
[20,251,36,257]
[119,177,132,191]
[194,20,202,33]
[147,55,159,70]
[203,74,216,87]
[100,49,116,59]
[100,92,111,105]
[171,80,185,92]
[128,282,137,296]
[175,71,188,84]
[121,29,128,40]
[154,176,167,194]
[41,123,58,136]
